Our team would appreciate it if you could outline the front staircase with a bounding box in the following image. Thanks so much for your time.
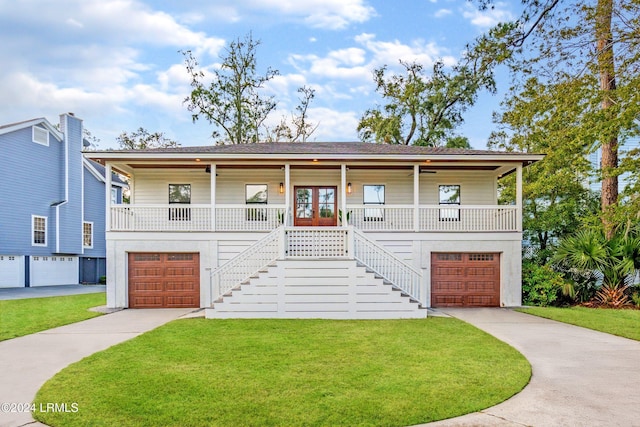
[206,259,425,319]
[205,226,426,319]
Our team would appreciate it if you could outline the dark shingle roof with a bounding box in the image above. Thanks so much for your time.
[101,142,513,156]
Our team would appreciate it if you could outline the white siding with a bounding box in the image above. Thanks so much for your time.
[132,169,212,204]
[130,167,498,206]
[216,168,285,204]
[420,171,497,205]
[346,170,413,204]
[217,237,262,264]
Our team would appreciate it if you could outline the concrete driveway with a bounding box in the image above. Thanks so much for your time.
[0,284,105,300]
[423,308,640,427]
[0,308,196,427]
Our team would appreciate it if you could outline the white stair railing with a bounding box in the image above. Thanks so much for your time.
[352,227,423,304]
[210,227,284,302]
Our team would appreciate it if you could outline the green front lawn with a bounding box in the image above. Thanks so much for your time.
[35,318,530,427]
[0,293,105,341]
[518,306,640,341]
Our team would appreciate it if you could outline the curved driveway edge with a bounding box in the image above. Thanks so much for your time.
[422,308,640,427]
[0,309,194,427]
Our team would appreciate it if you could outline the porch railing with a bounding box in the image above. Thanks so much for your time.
[110,204,211,231]
[109,204,518,233]
[348,205,414,231]
[216,204,286,231]
[419,205,518,232]
[352,228,423,303]
[285,227,348,258]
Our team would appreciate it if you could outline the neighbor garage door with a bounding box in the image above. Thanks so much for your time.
[431,253,500,307]
[128,253,200,308]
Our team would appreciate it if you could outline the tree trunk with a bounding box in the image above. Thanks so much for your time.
[596,0,618,239]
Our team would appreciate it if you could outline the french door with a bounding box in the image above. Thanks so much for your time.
[294,186,337,226]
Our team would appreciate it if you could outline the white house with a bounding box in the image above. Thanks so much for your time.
[86,142,542,319]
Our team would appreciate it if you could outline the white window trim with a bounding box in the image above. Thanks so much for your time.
[111,187,118,204]
[32,126,50,146]
[83,221,94,248]
[32,215,47,247]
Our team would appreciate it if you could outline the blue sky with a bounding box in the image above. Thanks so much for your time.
[0,0,519,149]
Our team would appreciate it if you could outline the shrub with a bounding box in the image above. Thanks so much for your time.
[631,290,640,308]
[522,261,568,306]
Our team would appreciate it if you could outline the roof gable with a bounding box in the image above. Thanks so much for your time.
[0,117,64,141]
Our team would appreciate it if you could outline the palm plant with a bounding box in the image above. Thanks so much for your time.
[553,228,640,307]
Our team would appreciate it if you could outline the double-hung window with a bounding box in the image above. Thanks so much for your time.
[246,184,268,221]
[32,215,47,246]
[169,184,191,221]
[439,185,461,221]
[83,222,93,248]
[363,185,385,221]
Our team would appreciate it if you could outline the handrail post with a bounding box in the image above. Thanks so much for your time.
[346,226,355,259]
[279,226,287,259]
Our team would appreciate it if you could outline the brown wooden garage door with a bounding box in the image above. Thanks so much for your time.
[431,253,500,307]
[128,253,200,308]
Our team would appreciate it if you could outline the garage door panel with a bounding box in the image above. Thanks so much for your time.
[433,281,465,292]
[129,295,164,308]
[432,295,465,306]
[467,295,497,306]
[431,253,500,308]
[467,281,497,292]
[128,253,199,308]
[132,281,164,292]
[165,281,198,292]
[166,266,196,276]
[130,267,162,277]
[467,267,497,276]
[166,296,198,307]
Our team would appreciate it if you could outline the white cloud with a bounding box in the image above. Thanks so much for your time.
[176,0,375,30]
[434,8,452,18]
[462,2,514,29]
[354,33,449,68]
[248,0,376,29]
[307,107,360,141]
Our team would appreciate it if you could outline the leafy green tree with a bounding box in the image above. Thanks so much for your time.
[489,77,600,258]
[116,127,179,149]
[358,53,496,146]
[266,86,318,143]
[478,0,640,236]
[183,33,278,144]
[183,33,316,144]
[445,136,472,149]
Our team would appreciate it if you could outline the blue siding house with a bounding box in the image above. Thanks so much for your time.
[0,113,126,287]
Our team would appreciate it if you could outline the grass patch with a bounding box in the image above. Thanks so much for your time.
[518,306,640,341]
[0,293,105,341]
[35,318,530,427]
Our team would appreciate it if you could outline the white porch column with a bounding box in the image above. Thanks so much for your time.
[516,163,523,232]
[210,164,216,231]
[284,164,290,226]
[413,164,420,232]
[105,162,112,231]
[341,164,347,226]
